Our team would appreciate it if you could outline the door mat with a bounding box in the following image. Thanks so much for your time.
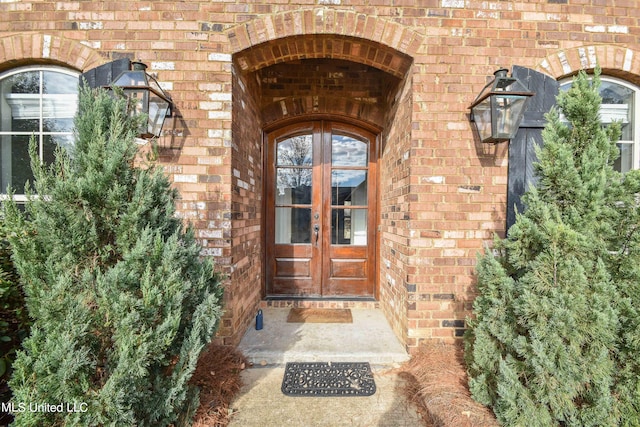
[286,308,353,323]
[281,362,376,396]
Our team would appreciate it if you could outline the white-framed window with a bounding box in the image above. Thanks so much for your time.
[0,66,79,201]
[560,76,639,173]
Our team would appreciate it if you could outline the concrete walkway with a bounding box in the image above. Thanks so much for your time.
[229,308,425,426]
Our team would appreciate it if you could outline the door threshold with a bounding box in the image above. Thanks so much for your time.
[261,298,379,310]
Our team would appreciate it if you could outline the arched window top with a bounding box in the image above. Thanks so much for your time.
[0,65,79,88]
[560,75,640,173]
[0,66,79,199]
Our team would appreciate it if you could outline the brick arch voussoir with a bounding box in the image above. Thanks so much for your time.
[261,95,385,128]
[227,8,421,77]
[0,33,103,73]
[537,45,640,85]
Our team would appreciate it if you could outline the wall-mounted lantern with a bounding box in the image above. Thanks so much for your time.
[108,62,172,139]
[470,68,534,143]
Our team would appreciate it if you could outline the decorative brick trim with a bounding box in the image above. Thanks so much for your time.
[227,8,423,56]
[227,9,420,79]
[538,45,640,81]
[261,92,386,128]
[0,33,103,72]
[232,33,414,80]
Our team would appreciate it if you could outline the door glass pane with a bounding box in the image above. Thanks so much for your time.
[277,134,312,166]
[332,208,367,245]
[276,168,312,205]
[331,170,367,205]
[275,207,311,244]
[332,134,368,166]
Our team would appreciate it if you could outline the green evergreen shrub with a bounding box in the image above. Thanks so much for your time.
[0,214,29,425]
[3,85,223,426]
[465,68,640,426]
[607,153,640,427]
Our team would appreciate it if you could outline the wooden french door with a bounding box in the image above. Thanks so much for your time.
[265,121,377,298]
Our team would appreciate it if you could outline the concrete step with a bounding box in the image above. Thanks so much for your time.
[237,308,409,368]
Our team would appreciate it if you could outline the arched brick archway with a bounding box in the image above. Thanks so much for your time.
[0,33,103,72]
[232,34,414,80]
[227,8,423,62]
[231,34,412,126]
[227,9,421,127]
[538,44,640,84]
[226,11,419,348]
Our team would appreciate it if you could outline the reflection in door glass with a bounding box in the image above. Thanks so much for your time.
[331,170,367,205]
[276,168,312,204]
[332,208,367,245]
[332,134,368,166]
[277,135,312,166]
[275,207,311,244]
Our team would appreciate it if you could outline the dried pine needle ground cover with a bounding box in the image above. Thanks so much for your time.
[399,342,498,427]
[191,344,247,427]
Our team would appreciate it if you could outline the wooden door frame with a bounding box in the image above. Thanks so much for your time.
[261,117,381,300]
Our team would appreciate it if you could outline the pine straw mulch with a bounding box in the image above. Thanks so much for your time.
[190,341,497,427]
[190,343,247,427]
[398,341,498,427]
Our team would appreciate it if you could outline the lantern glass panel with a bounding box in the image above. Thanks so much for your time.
[123,88,149,116]
[471,97,493,142]
[113,71,148,87]
[148,94,170,137]
[495,78,518,92]
[493,94,528,139]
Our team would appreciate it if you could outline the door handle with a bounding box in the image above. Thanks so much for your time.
[313,224,320,246]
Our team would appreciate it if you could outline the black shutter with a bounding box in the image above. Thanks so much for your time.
[80,58,131,89]
[506,66,559,231]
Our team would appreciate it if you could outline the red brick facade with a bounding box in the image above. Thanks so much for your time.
[1,0,639,349]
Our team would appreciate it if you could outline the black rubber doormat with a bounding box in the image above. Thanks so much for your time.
[281,362,376,397]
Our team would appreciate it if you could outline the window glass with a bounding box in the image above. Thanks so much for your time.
[331,170,367,205]
[276,135,313,208]
[332,134,368,167]
[277,134,312,166]
[560,77,639,173]
[331,208,367,245]
[0,67,78,197]
[275,207,311,244]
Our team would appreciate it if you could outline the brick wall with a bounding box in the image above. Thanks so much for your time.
[379,68,413,346]
[1,0,640,348]
[226,66,263,344]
